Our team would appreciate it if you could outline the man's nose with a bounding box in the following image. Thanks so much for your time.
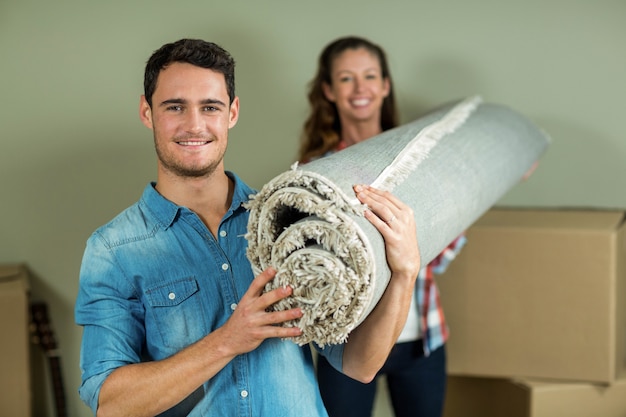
[184,109,203,132]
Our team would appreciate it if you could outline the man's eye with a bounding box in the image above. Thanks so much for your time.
[167,105,183,111]
[203,106,218,112]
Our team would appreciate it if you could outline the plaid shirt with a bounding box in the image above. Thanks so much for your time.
[418,234,467,355]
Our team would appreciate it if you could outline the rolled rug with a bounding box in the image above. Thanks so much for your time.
[245,95,550,347]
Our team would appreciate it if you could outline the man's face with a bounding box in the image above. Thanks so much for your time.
[139,62,239,179]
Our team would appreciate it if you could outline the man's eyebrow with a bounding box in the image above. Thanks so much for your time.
[159,98,226,107]
[160,98,186,107]
[200,98,227,107]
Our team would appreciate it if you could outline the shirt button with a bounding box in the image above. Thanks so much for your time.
[168,292,176,300]
[241,390,248,398]
[219,230,227,237]
[222,263,229,271]
[230,303,237,311]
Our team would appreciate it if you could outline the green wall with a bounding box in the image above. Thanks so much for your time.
[1,1,624,415]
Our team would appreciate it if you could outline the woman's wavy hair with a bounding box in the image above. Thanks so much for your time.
[298,36,398,162]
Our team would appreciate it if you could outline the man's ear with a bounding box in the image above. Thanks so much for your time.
[228,96,240,129]
[139,95,153,130]
[322,82,336,102]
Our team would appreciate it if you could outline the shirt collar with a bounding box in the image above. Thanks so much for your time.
[335,140,349,152]
[140,171,256,229]
[226,171,257,217]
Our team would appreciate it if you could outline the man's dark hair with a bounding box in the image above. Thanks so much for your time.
[144,38,236,107]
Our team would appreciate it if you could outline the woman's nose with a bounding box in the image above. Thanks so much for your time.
[354,77,365,92]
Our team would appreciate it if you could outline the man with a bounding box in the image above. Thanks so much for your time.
[75,38,421,417]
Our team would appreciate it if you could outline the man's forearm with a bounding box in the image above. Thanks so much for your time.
[96,329,234,417]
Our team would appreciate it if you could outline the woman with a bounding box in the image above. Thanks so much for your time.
[298,36,466,417]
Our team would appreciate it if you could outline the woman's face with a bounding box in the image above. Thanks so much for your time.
[323,47,390,125]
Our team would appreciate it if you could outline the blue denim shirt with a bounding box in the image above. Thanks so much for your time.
[75,172,341,416]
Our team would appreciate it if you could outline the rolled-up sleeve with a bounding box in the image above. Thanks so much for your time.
[75,232,145,413]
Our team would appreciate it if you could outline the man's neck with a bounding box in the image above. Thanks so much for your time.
[155,169,233,237]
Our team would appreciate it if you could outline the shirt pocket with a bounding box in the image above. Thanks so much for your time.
[144,277,206,350]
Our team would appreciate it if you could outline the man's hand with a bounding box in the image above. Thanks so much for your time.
[219,267,304,356]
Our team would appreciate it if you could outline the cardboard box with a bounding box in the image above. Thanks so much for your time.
[0,264,31,417]
[438,209,626,384]
[444,375,626,417]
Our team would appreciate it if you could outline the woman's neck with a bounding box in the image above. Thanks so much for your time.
[339,120,382,147]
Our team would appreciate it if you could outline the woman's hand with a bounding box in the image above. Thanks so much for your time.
[353,184,421,280]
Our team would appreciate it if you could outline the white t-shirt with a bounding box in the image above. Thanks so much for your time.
[396,290,420,343]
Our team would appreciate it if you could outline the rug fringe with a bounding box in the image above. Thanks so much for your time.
[370,95,482,191]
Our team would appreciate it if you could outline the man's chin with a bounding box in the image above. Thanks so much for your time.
[162,163,219,179]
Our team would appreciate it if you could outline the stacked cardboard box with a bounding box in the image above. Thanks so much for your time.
[0,264,31,417]
[438,209,626,416]
[444,376,626,417]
